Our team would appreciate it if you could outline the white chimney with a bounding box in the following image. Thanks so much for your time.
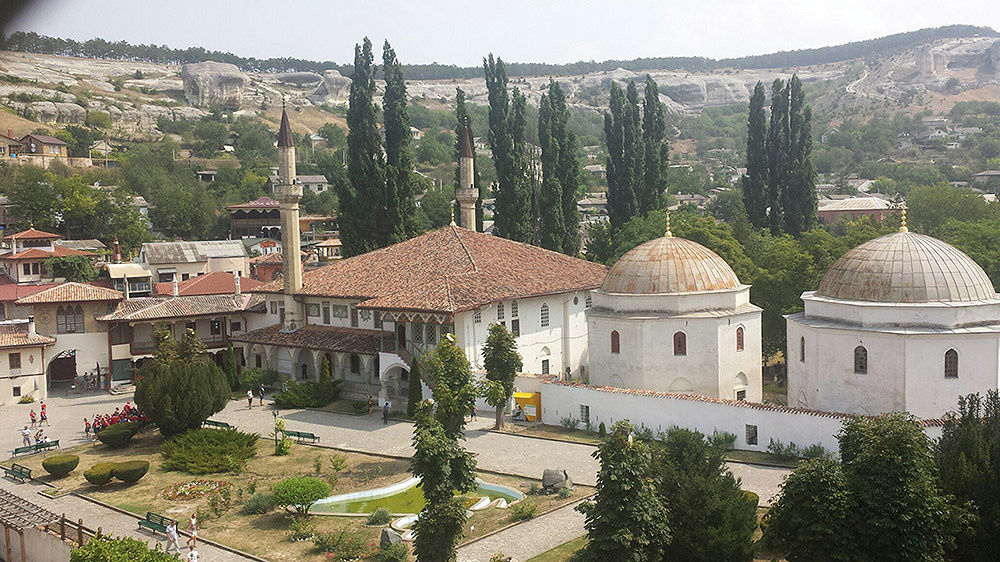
[234,271,241,296]
[27,316,36,338]
[172,274,179,297]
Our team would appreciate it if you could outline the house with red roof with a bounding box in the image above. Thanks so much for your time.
[0,226,96,284]
[0,318,56,405]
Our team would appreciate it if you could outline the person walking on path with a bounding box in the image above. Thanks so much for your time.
[368,395,375,415]
[84,418,91,438]
[165,520,180,553]
[185,514,197,549]
[29,409,36,427]
[382,402,390,425]
[247,389,254,410]
[471,404,478,421]
[20,426,30,447]
[40,401,49,426]
[258,383,265,406]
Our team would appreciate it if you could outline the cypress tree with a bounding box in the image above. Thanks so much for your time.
[341,37,384,257]
[605,83,636,231]
[381,40,417,243]
[742,81,768,228]
[484,55,532,242]
[406,359,423,419]
[624,82,644,220]
[537,90,564,251]
[782,75,816,236]
[453,87,483,231]
[223,344,239,391]
[640,75,668,216]
[765,78,790,234]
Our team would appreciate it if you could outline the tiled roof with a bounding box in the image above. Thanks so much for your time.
[55,239,106,251]
[140,240,247,264]
[233,323,392,355]
[0,276,60,302]
[226,196,279,210]
[0,321,55,348]
[152,271,265,296]
[4,227,61,241]
[98,293,265,322]
[817,197,894,212]
[1,246,94,261]
[298,175,328,183]
[255,226,608,314]
[23,134,67,145]
[251,252,284,265]
[16,282,122,304]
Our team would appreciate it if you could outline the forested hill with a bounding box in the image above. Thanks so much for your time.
[2,24,995,79]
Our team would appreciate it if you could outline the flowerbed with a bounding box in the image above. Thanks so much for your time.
[162,479,232,501]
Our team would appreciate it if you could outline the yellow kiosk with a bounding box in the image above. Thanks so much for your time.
[512,392,540,422]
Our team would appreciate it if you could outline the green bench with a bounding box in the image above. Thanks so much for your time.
[137,512,175,535]
[283,429,320,443]
[203,419,232,429]
[2,463,31,482]
[12,440,59,457]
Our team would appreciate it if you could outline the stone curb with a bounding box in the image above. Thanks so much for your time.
[455,496,592,551]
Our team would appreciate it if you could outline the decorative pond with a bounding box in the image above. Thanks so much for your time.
[310,477,523,515]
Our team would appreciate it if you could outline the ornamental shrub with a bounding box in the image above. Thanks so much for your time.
[135,361,230,437]
[242,492,277,515]
[378,543,409,562]
[42,454,79,477]
[70,534,178,562]
[112,460,150,484]
[272,378,342,409]
[239,368,281,390]
[509,502,537,521]
[271,476,331,515]
[161,428,259,474]
[366,507,392,525]
[83,462,115,486]
[313,529,374,560]
[96,422,139,448]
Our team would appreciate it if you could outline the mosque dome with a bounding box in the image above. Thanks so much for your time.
[601,234,742,295]
[816,231,997,303]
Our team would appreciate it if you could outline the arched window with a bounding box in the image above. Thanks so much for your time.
[854,346,868,374]
[944,349,958,379]
[610,331,620,354]
[540,303,550,327]
[736,327,744,351]
[300,363,308,380]
[673,331,687,356]
[350,354,360,374]
[511,300,518,318]
[497,302,505,321]
[57,305,84,334]
[800,337,805,363]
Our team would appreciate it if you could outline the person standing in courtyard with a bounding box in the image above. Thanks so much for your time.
[29,409,36,427]
[185,514,197,550]
[165,519,180,553]
[258,383,265,406]
[382,401,390,424]
[40,401,48,425]
[20,426,30,447]
[368,395,375,415]
[247,388,253,410]
[84,418,91,438]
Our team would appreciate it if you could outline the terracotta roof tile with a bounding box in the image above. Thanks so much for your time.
[98,294,265,322]
[16,282,122,304]
[0,321,55,349]
[4,227,61,241]
[152,271,264,296]
[1,246,94,261]
[233,323,392,355]
[255,226,608,314]
[0,278,61,303]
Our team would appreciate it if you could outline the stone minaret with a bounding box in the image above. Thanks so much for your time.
[274,107,304,332]
[455,119,478,231]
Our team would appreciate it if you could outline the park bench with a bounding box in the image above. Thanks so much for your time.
[137,512,175,535]
[283,429,320,443]
[203,419,232,429]
[12,440,59,457]
[2,463,31,482]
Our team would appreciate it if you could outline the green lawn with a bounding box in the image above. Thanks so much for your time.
[526,536,586,561]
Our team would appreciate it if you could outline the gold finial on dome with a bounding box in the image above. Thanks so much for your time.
[449,206,457,227]
[665,210,673,237]
[899,204,908,233]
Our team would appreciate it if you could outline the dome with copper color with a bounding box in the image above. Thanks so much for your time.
[601,235,742,295]
[817,231,997,303]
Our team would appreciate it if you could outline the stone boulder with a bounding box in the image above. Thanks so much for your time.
[24,101,86,124]
[181,61,246,109]
[309,69,352,104]
[379,528,402,549]
[991,40,1000,77]
[277,72,323,86]
[542,469,572,492]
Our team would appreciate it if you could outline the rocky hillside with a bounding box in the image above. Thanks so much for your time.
[1,32,998,137]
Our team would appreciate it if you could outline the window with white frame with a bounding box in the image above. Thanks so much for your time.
[540,303,549,327]
[511,301,518,318]
[497,303,505,321]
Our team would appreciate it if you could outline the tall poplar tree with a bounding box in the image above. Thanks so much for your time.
[781,75,817,236]
[765,78,790,234]
[453,87,483,231]
[537,90,564,251]
[640,76,668,216]
[484,55,532,242]
[741,81,768,228]
[341,37,383,257]
[382,40,417,243]
[605,83,636,231]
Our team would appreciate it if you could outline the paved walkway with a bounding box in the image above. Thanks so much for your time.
[457,500,587,562]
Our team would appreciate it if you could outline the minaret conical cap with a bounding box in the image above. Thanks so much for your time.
[277,107,294,148]
[459,119,473,159]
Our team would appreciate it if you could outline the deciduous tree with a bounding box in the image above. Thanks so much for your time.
[480,323,522,429]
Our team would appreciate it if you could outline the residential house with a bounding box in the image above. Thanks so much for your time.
[242,237,282,257]
[0,318,55,405]
[138,240,249,283]
[104,263,153,297]
[298,175,330,195]
[0,227,96,284]
[315,237,342,260]
[227,196,281,239]
[0,131,23,160]
[583,164,606,180]
[196,170,217,182]
[577,192,608,216]
[151,271,264,297]
[55,239,107,254]
[971,170,1000,191]
[20,134,67,158]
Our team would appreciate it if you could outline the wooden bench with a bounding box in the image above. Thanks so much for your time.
[137,512,175,535]
[203,420,232,429]
[2,463,31,482]
[282,429,320,443]
[12,440,59,457]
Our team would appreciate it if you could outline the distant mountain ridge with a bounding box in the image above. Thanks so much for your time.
[2,24,996,79]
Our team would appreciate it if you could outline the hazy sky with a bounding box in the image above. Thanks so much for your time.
[6,0,1000,67]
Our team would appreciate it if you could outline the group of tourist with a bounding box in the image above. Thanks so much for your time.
[27,401,49,427]
[84,401,146,438]
[19,425,51,446]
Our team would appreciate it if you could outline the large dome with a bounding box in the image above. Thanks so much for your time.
[601,235,742,295]
[817,231,997,303]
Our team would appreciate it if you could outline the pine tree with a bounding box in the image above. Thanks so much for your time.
[765,78,789,234]
[605,83,637,230]
[453,88,483,231]
[640,75,668,216]
[341,37,384,257]
[537,88,564,251]
[484,55,532,242]
[381,41,417,243]
[742,81,768,228]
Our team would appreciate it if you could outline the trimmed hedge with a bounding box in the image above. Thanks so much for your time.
[96,422,139,448]
[70,534,178,562]
[113,460,149,483]
[42,454,79,477]
[273,378,342,408]
[84,462,115,486]
[161,428,259,474]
